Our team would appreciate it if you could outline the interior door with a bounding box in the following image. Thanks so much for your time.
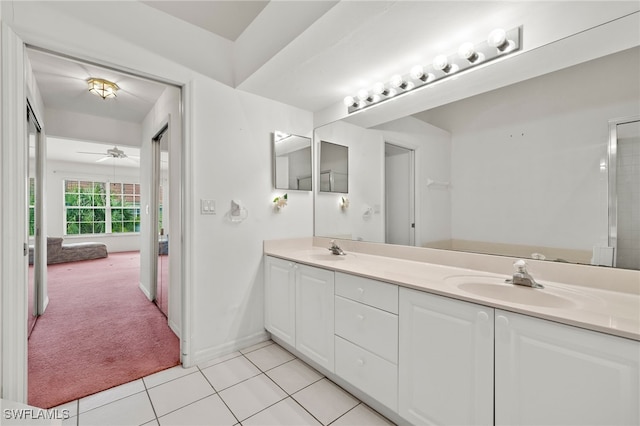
[153,125,169,316]
[385,143,415,246]
[27,102,45,337]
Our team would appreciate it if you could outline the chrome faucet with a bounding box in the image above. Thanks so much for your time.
[506,260,543,289]
[328,240,346,256]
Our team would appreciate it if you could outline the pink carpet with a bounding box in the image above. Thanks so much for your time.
[28,252,180,409]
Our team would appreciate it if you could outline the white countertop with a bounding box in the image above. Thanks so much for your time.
[264,239,640,341]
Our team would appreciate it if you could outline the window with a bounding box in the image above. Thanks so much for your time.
[64,180,140,235]
[110,183,141,233]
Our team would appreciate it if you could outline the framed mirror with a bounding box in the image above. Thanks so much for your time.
[314,44,640,271]
[273,131,312,191]
[319,140,348,193]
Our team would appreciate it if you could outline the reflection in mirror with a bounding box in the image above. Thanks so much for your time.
[314,46,640,270]
[319,141,348,193]
[609,117,640,270]
[273,131,312,191]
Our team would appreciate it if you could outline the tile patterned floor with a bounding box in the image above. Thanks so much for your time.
[53,341,395,426]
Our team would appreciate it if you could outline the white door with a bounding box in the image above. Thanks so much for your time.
[264,256,296,346]
[385,143,415,246]
[495,310,640,426]
[295,264,335,372]
[399,288,494,425]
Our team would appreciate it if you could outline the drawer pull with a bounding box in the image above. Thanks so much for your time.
[356,358,365,366]
[356,314,365,321]
[357,287,365,295]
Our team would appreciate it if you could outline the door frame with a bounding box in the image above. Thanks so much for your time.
[384,141,416,246]
[1,30,193,402]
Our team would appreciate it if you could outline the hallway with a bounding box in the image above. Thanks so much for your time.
[28,252,179,408]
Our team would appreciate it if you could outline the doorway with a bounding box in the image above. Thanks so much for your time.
[385,143,415,246]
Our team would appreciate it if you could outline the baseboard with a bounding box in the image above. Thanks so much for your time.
[188,330,270,367]
[138,281,152,301]
[168,318,180,338]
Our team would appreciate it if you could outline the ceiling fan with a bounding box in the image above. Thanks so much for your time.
[77,146,139,163]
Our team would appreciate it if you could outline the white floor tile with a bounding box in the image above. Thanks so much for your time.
[197,351,242,370]
[266,359,323,394]
[62,415,77,426]
[147,372,215,417]
[79,379,146,414]
[332,404,395,426]
[292,379,359,425]
[143,364,198,389]
[201,355,261,391]
[242,397,322,426]
[218,374,287,421]
[157,394,236,426]
[244,343,295,372]
[239,340,273,354]
[78,391,155,426]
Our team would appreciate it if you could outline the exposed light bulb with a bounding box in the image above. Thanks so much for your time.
[410,65,425,80]
[458,42,480,62]
[343,96,356,107]
[487,28,511,51]
[372,82,388,95]
[390,74,406,89]
[357,89,371,101]
[433,55,449,71]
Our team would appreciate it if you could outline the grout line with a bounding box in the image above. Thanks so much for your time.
[142,375,160,425]
[327,402,362,425]
[198,368,241,425]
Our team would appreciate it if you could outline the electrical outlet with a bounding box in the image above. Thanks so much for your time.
[200,199,216,215]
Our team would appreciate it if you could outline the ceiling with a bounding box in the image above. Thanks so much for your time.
[141,1,269,41]
[25,1,640,135]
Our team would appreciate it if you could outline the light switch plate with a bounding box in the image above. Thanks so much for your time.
[200,199,216,215]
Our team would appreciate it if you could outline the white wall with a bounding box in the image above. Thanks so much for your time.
[315,121,385,242]
[420,47,640,253]
[45,109,142,147]
[188,78,313,361]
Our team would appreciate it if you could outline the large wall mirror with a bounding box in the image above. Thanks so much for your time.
[319,141,348,193]
[314,40,640,270]
[273,131,312,191]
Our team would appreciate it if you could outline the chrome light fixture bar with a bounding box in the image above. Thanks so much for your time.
[343,26,522,113]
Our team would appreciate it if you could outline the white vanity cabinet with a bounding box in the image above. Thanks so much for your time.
[334,272,399,411]
[495,310,640,426]
[264,256,296,347]
[399,287,494,426]
[264,256,335,372]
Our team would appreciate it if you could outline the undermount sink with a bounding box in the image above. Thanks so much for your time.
[446,275,577,308]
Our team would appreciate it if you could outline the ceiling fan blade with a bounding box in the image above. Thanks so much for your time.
[96,157,112,163]
[78,151,107,155]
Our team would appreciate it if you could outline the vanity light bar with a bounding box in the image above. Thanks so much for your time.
[344,26,522,114]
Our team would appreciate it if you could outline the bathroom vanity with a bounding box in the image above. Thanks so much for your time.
[264,238,640,426]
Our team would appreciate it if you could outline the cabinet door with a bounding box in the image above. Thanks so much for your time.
[495,310,640,426]
[264,256,296,347]
[296,264,335,372]
[399,288,494,426]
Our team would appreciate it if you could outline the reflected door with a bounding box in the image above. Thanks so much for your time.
[152,126,169,316]
[385,143,415,246]
[609,117,640,270]
[27,104,44,337]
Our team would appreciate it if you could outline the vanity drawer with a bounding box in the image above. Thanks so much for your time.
[335,336,398,412]
[335,272,398,314]
[335,296,398,364]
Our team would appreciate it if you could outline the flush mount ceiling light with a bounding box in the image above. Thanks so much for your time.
[87,78,119,100]
[343,26,522,113]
